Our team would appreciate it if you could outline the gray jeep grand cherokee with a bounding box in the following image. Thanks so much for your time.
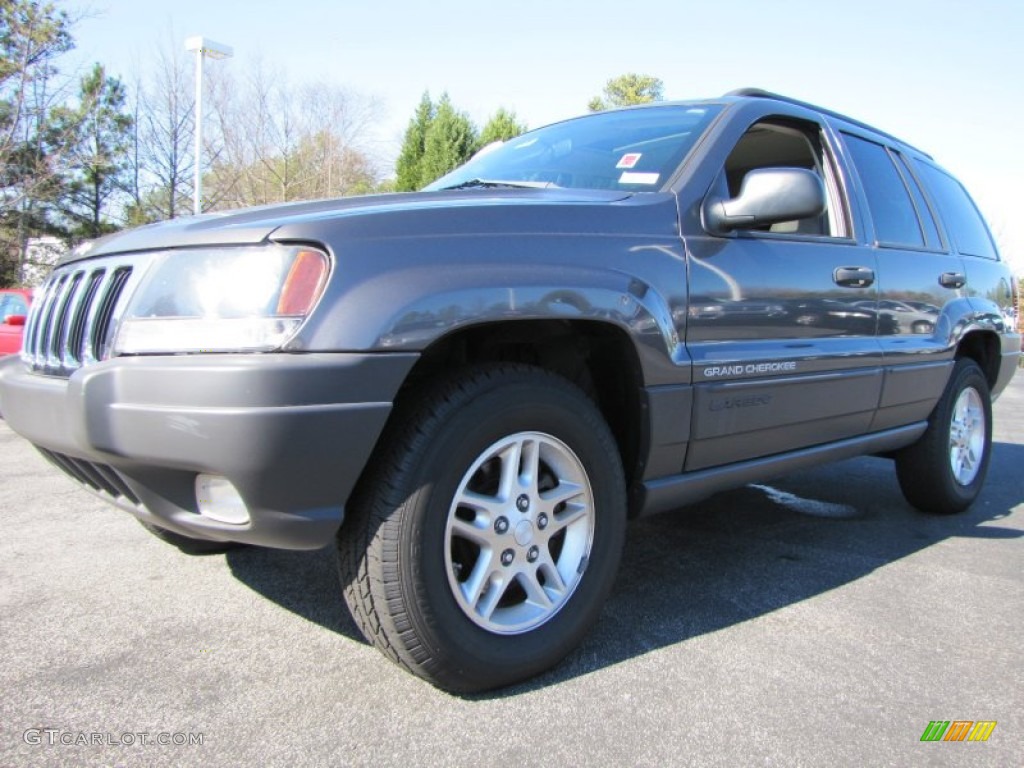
[0,89,1018,692]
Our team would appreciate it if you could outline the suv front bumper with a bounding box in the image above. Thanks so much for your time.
[0,352,417,549]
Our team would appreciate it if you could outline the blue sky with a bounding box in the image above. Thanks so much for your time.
[67,0,1023,272]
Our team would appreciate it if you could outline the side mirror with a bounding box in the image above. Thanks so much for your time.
[703,167,826,235]
[3,314,26,327]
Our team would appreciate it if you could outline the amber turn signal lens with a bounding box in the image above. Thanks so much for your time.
[277,249,328,315]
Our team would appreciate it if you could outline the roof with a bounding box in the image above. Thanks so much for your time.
[723,88,932,159]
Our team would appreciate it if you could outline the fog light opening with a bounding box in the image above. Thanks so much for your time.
[195,474,250,525]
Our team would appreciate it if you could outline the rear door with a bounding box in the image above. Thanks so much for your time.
[838,132,967,430]
[681,113,883,471]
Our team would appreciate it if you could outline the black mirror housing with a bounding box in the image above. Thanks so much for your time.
[703,167,826,235]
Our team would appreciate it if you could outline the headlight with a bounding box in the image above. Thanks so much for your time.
[113,245,329,355]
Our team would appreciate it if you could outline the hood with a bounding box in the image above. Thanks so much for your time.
[65,188,634,264]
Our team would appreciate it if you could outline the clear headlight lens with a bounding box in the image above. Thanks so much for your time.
[113,245,329,354]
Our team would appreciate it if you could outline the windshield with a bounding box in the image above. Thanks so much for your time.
[425,104,721,193]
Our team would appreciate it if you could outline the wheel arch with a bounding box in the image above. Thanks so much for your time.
[955,329,1000,390]
[393,319,648,495]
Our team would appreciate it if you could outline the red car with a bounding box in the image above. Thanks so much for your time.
[0,288,32,356]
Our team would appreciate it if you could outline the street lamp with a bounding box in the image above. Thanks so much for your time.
[184,36,233,216]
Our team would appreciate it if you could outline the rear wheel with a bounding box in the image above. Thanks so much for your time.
[337,364,626,693]
[895,358,992,514]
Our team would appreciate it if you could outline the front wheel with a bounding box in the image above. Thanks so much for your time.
[895,358,992,514]
[337,364,626,693]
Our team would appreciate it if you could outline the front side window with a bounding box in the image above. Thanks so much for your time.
[843,134,924,248]
[718,118,846,237]
[425,105,721,192]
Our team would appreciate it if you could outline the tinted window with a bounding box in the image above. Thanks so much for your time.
[721,119,845,237]
[425,105,721,192]
[843,134,923,247]
[913,161,997,259]
[894,153,943,250]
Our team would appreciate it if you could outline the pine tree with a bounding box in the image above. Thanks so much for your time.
[588,73,664,111]
[394,94,521,190]
[0,0,76,284]
[476,108,526,152]
[55,63,133,239]
[394,91,434,191]
[418,93,476,187]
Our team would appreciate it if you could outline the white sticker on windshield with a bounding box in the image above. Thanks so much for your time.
[619,171,660,185]
[616,152,642,169]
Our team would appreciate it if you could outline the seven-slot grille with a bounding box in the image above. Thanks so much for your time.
[22,257,144,376]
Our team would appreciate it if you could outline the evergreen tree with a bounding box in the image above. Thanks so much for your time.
[55,63,133,239]
[588,73,664,111]
[0,0,76,284]
[476,108,526,152]
[394,91,434,191]
[418,93,476,187]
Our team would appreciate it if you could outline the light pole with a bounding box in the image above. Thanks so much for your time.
[184,36,233,216]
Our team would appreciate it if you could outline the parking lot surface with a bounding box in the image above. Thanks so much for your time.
[1,375,1021,767]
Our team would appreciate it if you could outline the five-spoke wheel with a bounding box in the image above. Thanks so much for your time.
[947,386,985,486]
[446,432,594,634]
[337,364,625,693]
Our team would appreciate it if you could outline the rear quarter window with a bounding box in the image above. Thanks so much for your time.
[913,161,998,259]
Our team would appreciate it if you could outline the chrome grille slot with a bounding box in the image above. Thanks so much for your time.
[90,267,133,363]
[35,273,67,366]
[66,270,105,364]
[21,275,51,360]
[49,271,84,364]
[21,255,150,376]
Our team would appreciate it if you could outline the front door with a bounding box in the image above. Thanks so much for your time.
[682,117,883,471]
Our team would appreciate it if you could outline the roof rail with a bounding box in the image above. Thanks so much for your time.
[723,88,932,159]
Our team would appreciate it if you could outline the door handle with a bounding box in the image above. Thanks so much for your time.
[833,266,875,288]
[939,272,966,289]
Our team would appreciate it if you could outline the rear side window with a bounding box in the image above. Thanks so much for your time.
[913,161,998,259]
[843,134,924,247]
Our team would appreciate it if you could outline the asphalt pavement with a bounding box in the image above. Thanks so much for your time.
[1,374,1021,767]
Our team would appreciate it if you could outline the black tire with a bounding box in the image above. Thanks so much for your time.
[138,520,241,555]
[337,363,626,693]
[895,358,992,514]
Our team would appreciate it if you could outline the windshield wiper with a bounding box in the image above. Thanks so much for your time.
[437,178,558,191]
